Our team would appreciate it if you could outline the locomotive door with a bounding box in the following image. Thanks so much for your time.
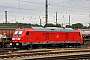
[66,33,68,40]
[46,33,49,41]
[24,31,30,42]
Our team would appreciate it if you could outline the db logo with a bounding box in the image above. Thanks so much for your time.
[56,35,59,38]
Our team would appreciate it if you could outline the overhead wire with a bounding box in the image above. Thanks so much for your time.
[0,0,90,24]
[0,0,89,13]
[0,0,89,15]
[15,0,45,5]
[0,5,43,11]
[14,0,89,15]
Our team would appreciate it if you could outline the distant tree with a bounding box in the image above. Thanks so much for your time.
[31,24,40,27]
[83,26,88,29]
[88,25,90,29]
[44,23,56,27]
[0,23,88,29]
[72,23,83,29]
[66,25,72,28]
[55,24,61,27]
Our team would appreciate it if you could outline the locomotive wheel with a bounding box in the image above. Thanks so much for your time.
[38,45,43,48]
[27,47,32,50]
[28,45,33,50]
[64,44,69,48]
[73,44,77,48]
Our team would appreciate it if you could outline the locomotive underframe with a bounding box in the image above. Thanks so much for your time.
[11,41,83,49]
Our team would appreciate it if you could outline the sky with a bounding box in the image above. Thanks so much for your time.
[0,0,90,26]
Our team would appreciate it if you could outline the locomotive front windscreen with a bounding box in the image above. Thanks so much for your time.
[14,30,23,35]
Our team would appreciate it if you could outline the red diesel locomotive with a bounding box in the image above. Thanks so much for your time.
[10,27,83,49]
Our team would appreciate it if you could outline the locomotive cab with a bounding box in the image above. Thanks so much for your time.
[12,30,22,42]
[10,29,23,48]
[10,28,33,48]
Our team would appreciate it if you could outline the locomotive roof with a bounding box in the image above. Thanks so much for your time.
[32,27,74,32]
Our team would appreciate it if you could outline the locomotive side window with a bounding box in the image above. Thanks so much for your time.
[78,32,80,36]
[26,31,29,35]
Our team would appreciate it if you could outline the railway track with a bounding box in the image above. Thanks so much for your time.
[22,54,90,60]
[0,48,19,55]
[0,40,90,60]
[0,48,90,60]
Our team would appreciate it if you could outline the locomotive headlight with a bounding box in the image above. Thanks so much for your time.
[16,43,19,45]
[10,43,12,45]
[12,38,15,40]
[17,38,20,40]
